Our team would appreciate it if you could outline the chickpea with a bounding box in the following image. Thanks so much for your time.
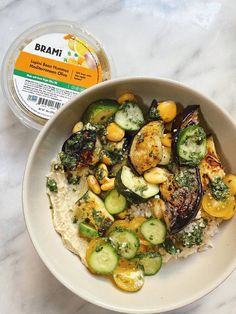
[72,121,83,133]
[161,133,172,147]
[102,153,113,166]
[117,93,136,105]
[144,167,168,185]
[106,122,125,142]
[87,175,101,194]
[150,198,165,219]
[159,146,172,165]
[101,178,115,191]
[95,163,109,184]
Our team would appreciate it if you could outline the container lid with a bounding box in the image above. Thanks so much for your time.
[1,20,114,130]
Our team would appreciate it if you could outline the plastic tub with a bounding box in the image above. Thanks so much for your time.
[1,21,114,130]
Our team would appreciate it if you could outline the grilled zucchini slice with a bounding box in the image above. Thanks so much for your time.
[115,166,159,203]
[129,121,164,174]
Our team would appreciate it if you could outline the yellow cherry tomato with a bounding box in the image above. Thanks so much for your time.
[113,266,144,292]
[202,191,235,218]
[157,101,177,123]
[222,206,236,220]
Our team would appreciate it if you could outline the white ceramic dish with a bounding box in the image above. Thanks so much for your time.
[23,77,236,313]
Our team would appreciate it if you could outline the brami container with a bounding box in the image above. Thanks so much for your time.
[1,21,114,130]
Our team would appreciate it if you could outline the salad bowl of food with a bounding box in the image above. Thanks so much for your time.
[23,77,236,313]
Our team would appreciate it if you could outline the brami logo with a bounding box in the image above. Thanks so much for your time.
[35,43,62,57]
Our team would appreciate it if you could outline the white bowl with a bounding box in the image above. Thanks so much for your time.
[23,77,236,313]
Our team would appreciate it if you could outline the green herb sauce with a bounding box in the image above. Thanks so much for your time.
[59,151,77,171]
[210,176,229,201]
[177,218,207,248]
[46,177,58,192]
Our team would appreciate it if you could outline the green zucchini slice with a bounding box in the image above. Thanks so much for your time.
[115,166,159,203]
[114,102,144,131]
[135,252,162,276]
[104,189,127,215]
[82,99,119,124]
[177,125,207,166]
[140,219,166,244]
[87,240,118,274]
[79,222,99,238]
[108,228,140,259]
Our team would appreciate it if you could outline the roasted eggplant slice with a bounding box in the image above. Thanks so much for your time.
[160,165,202,234]
[172,105,206,165]
[172,105,200,133]
[148,99,160,121]
[62,129,97,167]
[129,121,163,175]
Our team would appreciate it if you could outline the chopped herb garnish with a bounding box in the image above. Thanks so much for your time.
[174,168,196,188]
[53,163,63,171]
[103,150,124,165]
[176,218,207,248]
[67,174,81,185]
[95,124,107,137]
[162,238,182,255]
[210,176,229,201]
[46,177,58,192]
[95,246,103,252]
[134,184,148,196]
[59,151,77,171]
[80,192,89,202]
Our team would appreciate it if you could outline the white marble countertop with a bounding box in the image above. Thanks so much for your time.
[1,1,236,313]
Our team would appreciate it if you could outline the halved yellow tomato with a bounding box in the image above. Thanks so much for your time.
[202,191,235,218]
[222,207,236,220]
[113,266,144,292]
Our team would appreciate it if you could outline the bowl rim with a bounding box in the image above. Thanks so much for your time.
[22,76,236,313]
